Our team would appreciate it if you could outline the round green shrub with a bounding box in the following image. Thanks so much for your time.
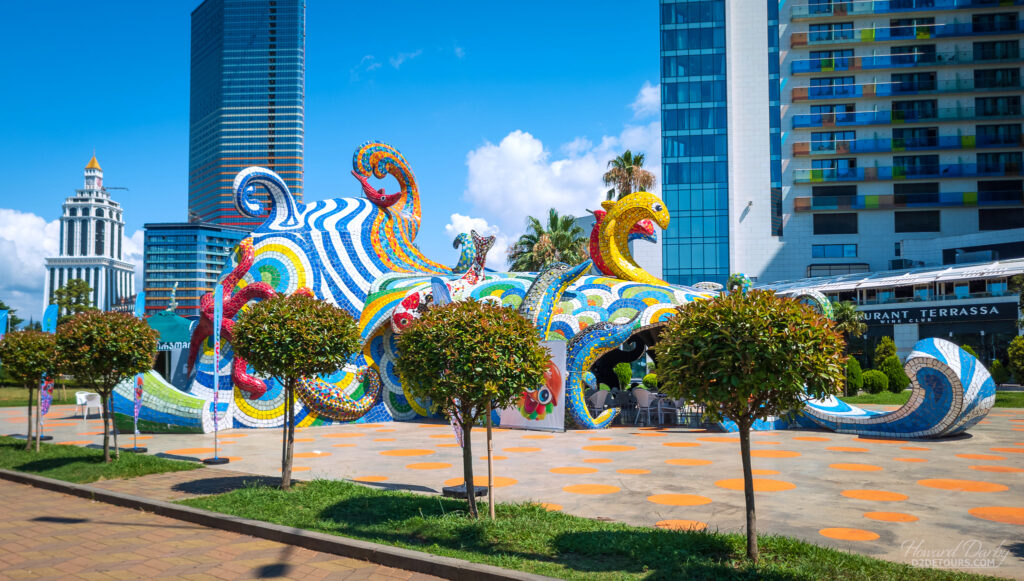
[990,359,1009,385]
[845,358,863,396]
[862,369,889,394]
[960,344,979,359]
[879,355,910,393]
[613,362,632,389]
[1008,336,1024,383]
[642,373,658,390]
[874,336,896,367]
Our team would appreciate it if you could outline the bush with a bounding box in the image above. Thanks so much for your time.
[642,373,658,390]
[960,344,979,359]
[598,383,611,391]
[874,336,896,366]
[879,355,910,393]
[862,369,889,394]
[1007,336,1024,383]
[990,359,1009,385]
[844,358,863,396]
[613,362,632,389]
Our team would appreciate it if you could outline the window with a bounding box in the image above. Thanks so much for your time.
[895,210,940,232]
[66,221,75,256]
[812,185,857,197]
[980,208,1024,230]
[977,124,1022,147]
[890,72,936,93]
[813,158,858,179]
[890,44,936,65]
[809,49,854,68]
[975,68,1021,89]
[973,13,1018,34]
[890,17,934,38]
[894,155,939,177]
[811,131,855,152]
[978,180,1023,203]
[68,208,77,216]
[892,127,937,148]
[810,76,856,98]
[978,152,1023,173]
[809,22,853,42]
[892,99,937,121]
[79,220,88,255]
[974,40,1020,61]
[808,263,870,277]
[976,96,1021,116]
[812,244,857,258]
[895,182,939,203]
[95,221,105,255]
[814,213,858,234]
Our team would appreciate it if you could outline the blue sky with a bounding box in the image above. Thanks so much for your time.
[0,1,661,319]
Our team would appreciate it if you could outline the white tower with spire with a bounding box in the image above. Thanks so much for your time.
[43,155,136,314]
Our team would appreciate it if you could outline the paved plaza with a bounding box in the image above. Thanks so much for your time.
[4,404,1023,578]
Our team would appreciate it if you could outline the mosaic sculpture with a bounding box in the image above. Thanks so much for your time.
[587,208,655,277]
[115,141,708,432]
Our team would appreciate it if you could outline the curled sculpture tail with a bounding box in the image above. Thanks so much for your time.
[234,167,301,230]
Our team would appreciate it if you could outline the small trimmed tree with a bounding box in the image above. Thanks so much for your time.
[874,336,897,367]
[613,362,633,389]
[56,312,157,462]
[1008,336,1024,384]
[396,300,549,519]
[642,373,658,390]
[655,290,846,561]
[879,355,910,393]
[863,370,889,394]
[845,357,863,396]
[232,293,360,490]
[990,360,1009,385]
[0,331,57,450]
[960,345,979,360]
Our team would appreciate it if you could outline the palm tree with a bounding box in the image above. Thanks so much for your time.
[507,209,588,272]
[831,301,867,354]
[603,150,656,201]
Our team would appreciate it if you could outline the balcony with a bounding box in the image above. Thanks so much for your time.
[793,189,1024,211]
[793,106,1024,128]
[792,134,1024,155]
[790,20,1024,48]
[792,0,1024,20]
[793,78,1023,101]
[791,50,1022,74]
[794,162,1022,182]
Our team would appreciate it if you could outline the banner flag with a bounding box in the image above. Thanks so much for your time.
[132,292,146,434]
[41,304,58,334]
[212,286,223,430]
[40,378,54,416]
[0,310,8,342]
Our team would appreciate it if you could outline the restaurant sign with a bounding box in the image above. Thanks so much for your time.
[861,301,1013,325]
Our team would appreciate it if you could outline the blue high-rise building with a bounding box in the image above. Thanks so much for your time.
[188,0,305,229]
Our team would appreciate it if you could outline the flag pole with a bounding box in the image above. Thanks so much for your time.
[204,285,229,465]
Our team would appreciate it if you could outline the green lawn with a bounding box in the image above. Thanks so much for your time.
[841,390,1024,409]
[181,480,998,581]
[0,436,200,483]
[0,386,77,408]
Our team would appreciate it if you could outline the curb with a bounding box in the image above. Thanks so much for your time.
[0,469,558,581]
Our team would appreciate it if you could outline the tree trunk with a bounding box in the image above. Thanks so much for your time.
[24,385,34,451]
[35,387,41,452]
[100,391,111,463]
[461,419,477,518]
[739,419,758,561]
[111,389,119,459]
[486,401,495,521]
[281,381,295,490]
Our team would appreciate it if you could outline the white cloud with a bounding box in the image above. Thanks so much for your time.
[443,213,510,269]
[0,209,146,325]
[389,49,423,69]
[463,102,660,238]
[349,55,381,81]
[631,81,660,119]
[454,45,465,59]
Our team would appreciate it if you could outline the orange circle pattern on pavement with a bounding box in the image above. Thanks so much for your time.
[582,445,636,452]
[656,520,707,531]
[293,438,315,443]
[751,469,781,476]
[666,458,712,466]
[583,458,613,464]
[864,512,918,522]
[990,447,1024,454]
[894,457,928,463]
[842,490,908,501]
[551,467,599,475]
[165,448,215,455]
[957,453,1005,461]
[697,436,739,443]
[901,446,930,451]
[662,442,700,448]
[617,468,651,475]
[827,446,869,452]
[647,493,712,506]
[523,434,554,440]
[564,484,620,495]
[480,455,508,461]
[968,507,1024,526]
[970,465,1024,473]
[819,527,879,541]
[793,436,830,442]
[917,479,1008,492]
[503,447,541,453]
[750,450,801,458]
[354,476,387,482]
[445,476,517,487]
[56,441,93,446]
[588,437,612,441]
[830,463,883,472]
[293,452,331,458]
[855,437,908,444]
[379,449,435,457]
[715,478,796,492]
[538,503,562,511]
[323,433,365,438]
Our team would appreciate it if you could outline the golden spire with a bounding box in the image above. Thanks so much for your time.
[85,153,102,171]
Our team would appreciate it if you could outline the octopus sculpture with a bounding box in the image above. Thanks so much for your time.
[112,140,994,438]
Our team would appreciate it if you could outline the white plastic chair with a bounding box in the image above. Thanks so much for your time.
[656,397,678,425]
[82,393,102,420]
[75,392,89,416]
[587,390,609,417]
[632,388,656,425]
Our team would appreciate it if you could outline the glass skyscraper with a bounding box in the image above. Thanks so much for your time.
[188,0,305,229]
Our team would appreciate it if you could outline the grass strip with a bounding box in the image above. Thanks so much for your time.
[0,435,199,483]
[0,387,77,408]
[841,390,1022,409]
[182,479,999,581]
